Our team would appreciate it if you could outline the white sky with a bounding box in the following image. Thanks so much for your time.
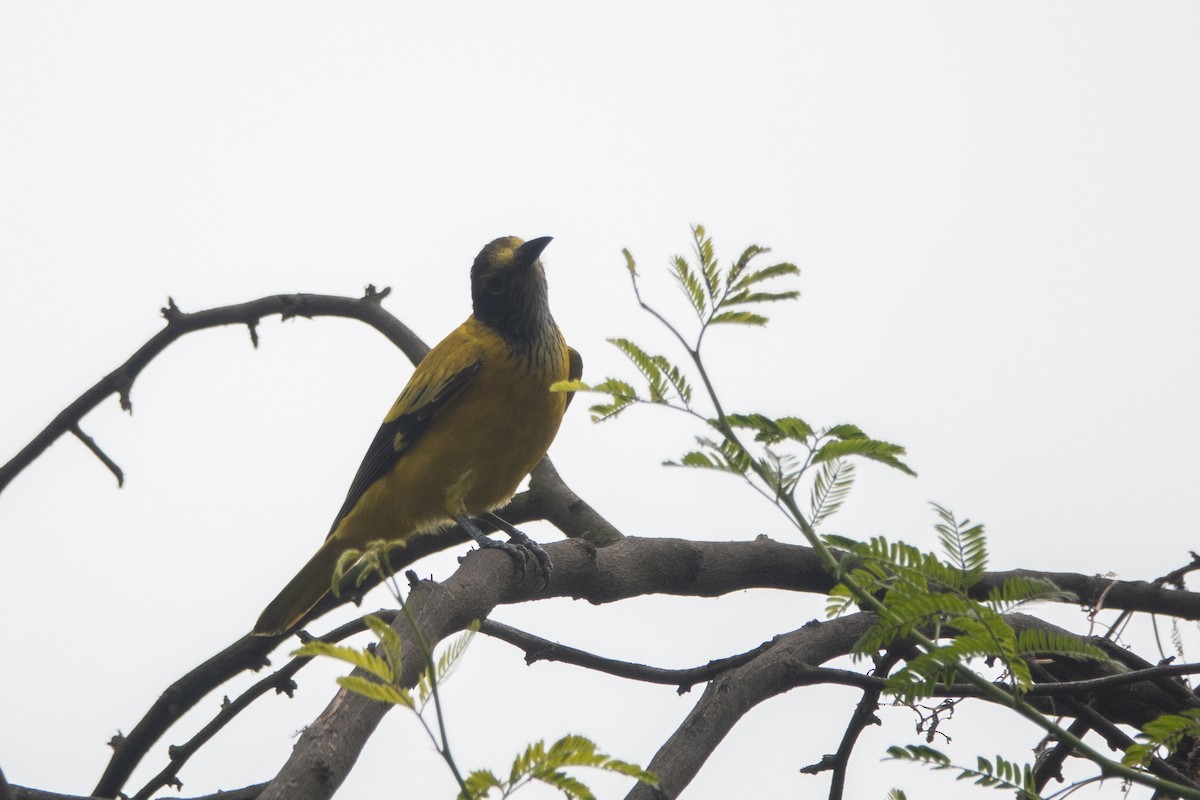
[2,3,1198,799]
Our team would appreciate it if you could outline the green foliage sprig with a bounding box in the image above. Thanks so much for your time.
[825,505,1104,704]
[1123,708,1200,769]
[296,542,657,799]
[460,735,657,800]
[554,224,914,527]
[558,226,1200,800]
[887,745,1041,799]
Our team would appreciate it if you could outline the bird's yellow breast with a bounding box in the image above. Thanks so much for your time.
[330,317,570,547]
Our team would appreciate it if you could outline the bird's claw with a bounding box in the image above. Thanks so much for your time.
[473,534,530,580]
[459,514,552,590]
[494,522,552,590]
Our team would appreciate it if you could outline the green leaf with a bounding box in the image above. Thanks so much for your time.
[666,436,751,476]
[726,244,768,287]
[986,576,1077,611]
[1014,629,1108,662]
[692,224,721,301]
[731,261,800,291]
[550,379,590,394]
[887,744,952,767]
[710,310,769,326]
[776,416,815,441]
[930,504,987,584]
[887,746,1041,798]
[363,614,403,677]
[291,641,394,683]
[653,356,693,405]
[460,769,503,800]
[336,674,413,707]
[609,338,670,402]
[671,254,707,317]
[723,289,801,306]
[810,459,856,528]
[622,248,637,278]
[586,377,639,422]
[824,423,868,440]
[812,437,916,476]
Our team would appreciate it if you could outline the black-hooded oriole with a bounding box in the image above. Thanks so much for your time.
[253,236,581,636]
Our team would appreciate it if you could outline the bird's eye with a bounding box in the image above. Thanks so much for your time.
[487,279,507,296]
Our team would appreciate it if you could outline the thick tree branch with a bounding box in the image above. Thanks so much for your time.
[625,613,1200,799]
[975,569,1200,621]
[90,534,1200,798]
[626,614,880,800]
[11,787,264,800]
[256,549,529,800]
[254,538,853,800]
[526,458,624,545]
[1026,662,1198,791]
[1,289,425,496]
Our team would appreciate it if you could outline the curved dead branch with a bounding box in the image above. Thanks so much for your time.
[0,288,425,495]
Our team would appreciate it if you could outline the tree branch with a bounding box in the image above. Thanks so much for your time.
[128,617,375,800]
[1,289,425,496]
[806,647,910,800]
[91,457,623,798]
[256,548,530,800]
[89,534,1200,797]
[478,619,777,692]
[626,614,880,800]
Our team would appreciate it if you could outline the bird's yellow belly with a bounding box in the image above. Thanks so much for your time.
[332,348,567,547]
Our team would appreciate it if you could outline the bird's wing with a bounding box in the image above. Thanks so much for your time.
[326,336,484,536]
[564,346,583,411]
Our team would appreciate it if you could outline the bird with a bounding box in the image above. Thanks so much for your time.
[253,235,581,636]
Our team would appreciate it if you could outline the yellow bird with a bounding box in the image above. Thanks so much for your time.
[253,236,581,636]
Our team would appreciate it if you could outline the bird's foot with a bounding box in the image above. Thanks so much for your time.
[455,514,551,589]
[488,513,552,589]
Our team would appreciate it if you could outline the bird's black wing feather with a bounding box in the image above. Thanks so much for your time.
[564,346,583,411]
[325,359,482,537]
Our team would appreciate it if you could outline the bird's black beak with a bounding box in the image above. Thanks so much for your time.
[514,236,553,269]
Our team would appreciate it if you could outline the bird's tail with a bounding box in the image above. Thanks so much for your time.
[253,539,345,636]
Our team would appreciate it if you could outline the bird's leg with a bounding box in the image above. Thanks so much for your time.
[487,513,552,589]
[455,514,533,583]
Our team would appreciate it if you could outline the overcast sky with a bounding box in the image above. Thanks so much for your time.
[2,3,1198,799]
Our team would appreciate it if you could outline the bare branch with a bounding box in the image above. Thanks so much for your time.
[626,614,879,800]
[527,458,624,545]
[68,424,124,486]
[479,618,776,692]
[1026,661,1199,791]
[128,618,375,800]
[802,647,910,800]
[1,290,427,495]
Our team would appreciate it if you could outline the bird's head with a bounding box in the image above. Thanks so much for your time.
[470,235,555,343]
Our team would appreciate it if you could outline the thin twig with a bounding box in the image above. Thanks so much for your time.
[825,648,909,800]
[129,617,374,800]
[68,424,124,487]
[479,619,777,692]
